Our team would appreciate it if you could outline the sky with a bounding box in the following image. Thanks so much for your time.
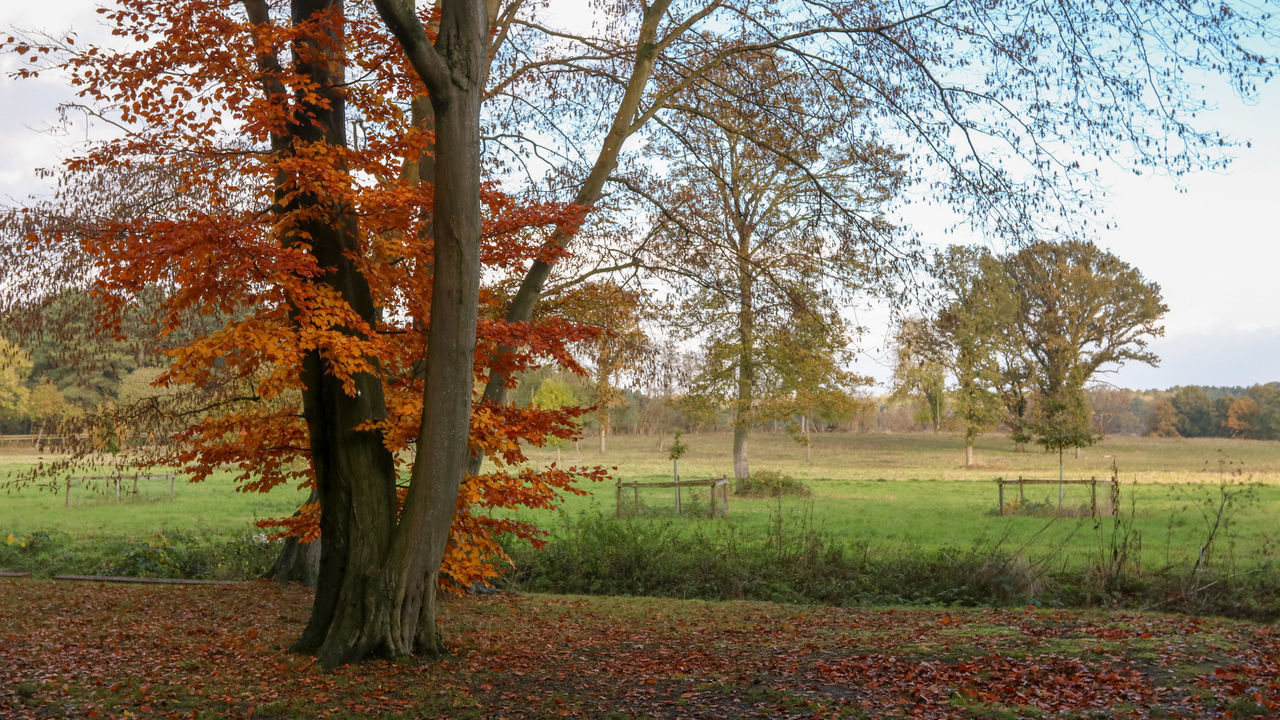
[1,2,1276,392]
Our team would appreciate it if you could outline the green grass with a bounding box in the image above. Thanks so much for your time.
[505,432,1280,572]
[0,451,309,541]
[2,431,1278,579]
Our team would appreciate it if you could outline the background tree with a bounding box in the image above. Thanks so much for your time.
[645,51,902,479]
[1171,386,1223,438]
[1005,240,1168,474]
[757,298,868,463]
[890,317,949,434]
[1226,396,1261,438]
[544,281,653,454]
[0,338,33,424]
[1148,396,1182,438]
[929,246,1012,465]
[22,380,77,445]
[531,377,581,462]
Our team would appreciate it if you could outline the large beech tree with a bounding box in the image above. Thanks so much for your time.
[4,0,599,668]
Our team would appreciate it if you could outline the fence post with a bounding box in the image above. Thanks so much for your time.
[170,474,175,500]
[615,480,623,518]
[65,477,71,508]
[1090,477,1097,517]
[998,479,1004,515]
[673,459,681,515]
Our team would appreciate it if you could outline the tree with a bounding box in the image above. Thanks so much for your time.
[531,377,581,462]
[4,0,602,668]
[1004,240,1167,474]
[890,317,949,434]
[930,246,1014,465]
[1171,386,1222,438]
[644,51,901,479]
[1247,384,1280,440]
[0,338,33,423]
[1147,396,1182,438]
[23,380,76,445]
[1226,396,1261,438]
[758,305,867,463]
[544,281,652,455]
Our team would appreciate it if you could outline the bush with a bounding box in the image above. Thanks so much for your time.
[0,530,280,580]
[500,508,1280,620]
[734,470,810,498]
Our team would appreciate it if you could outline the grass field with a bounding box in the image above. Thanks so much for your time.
[4,434,1280,718]
[511,431,1280,572]
[2,431,1278,577]
[0,453,310,541]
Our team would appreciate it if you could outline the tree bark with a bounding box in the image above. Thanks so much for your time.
[268,535,322,586]
[732,226,754,481]
[327,0,488,668]
[267,490,321,586]
[965,440,974,467]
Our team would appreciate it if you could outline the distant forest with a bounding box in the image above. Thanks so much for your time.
[2,289,1276,445]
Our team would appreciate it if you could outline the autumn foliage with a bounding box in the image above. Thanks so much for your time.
[4,1,602,590]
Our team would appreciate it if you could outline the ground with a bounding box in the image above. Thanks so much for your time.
[3,579,1278,719]
[4,433,1279,717]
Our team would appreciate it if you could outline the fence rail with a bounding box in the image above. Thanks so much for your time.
[64,473,178,506]
[616,476,730,518]
[995,475,1119,517]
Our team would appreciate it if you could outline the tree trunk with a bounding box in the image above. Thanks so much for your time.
[965,439,975,467]
[732,223,754,481]
[268,489,321,586]
[465,7,669,478]
[252,0,398,664]
[268,535,321,586]
[322,0,490,668]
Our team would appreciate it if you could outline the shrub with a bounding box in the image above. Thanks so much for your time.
[499,508,1280,620]
[734,470,811,498]
[0,529,279,580]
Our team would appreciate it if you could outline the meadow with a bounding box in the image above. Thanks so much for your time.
[3,430,1276,585]
[513,431,1280,572]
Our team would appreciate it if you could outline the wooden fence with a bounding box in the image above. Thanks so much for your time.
[995,474,1119,517]
[64,473,178,507]
[616,476,730,518]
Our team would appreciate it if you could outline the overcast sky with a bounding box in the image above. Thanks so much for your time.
[2,2,1276,391]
